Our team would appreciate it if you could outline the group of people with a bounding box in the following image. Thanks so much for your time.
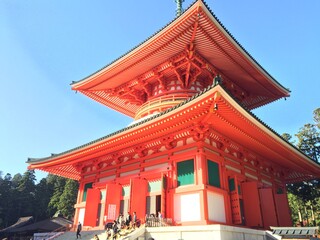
[117,211,137,229]
[105,211,138,240]
[76,211,161,240]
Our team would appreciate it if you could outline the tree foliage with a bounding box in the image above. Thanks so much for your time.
[0,171,79,229]
[287,108,320,226]
[48,175,66,216]
[313,108,320,129]
[295,123,320,162]
[58,179,79,219]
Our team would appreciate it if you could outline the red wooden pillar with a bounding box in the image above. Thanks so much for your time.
[83,188,101,227]
[196,148,208,222]
[73,182,84,228]
[130,178,148,222]
[166,170,174,220]
[161,173,167,218]
[196,147,207,185]
[104,183,122,222]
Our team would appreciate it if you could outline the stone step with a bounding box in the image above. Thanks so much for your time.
[53,230,105,240]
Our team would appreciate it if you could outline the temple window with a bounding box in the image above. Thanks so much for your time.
[148,180,162,192]
[207,160,220,188]
[228,178,235,191]
[177,159,195,186]
[82,182,93,202]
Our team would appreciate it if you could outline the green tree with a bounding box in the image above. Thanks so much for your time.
[295,123,320,162]
[16,170,37,218]
[287,181,319,204]
[282,133,295,144]
[287,107,320,226]
[0,174,14,228]
[11,173,22,188]
[287,192,303,225]
[58,179,79,219]
[47,175,66,217]
[313,108,320,129]
[34,178,52,221]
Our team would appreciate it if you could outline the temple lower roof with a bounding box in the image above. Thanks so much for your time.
[27,82,320,183]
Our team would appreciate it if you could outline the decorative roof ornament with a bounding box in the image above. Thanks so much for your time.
[214,75,223,86]
[175,0,185,16]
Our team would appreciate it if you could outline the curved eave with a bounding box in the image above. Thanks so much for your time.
[201,1,289,96]
[71,0,289,117]
[209,88,319,183]
[28,85,318,183]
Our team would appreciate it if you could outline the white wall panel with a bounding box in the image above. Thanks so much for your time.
[207,191,226,223]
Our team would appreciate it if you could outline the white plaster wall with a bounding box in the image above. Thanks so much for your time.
[145,225,268,240]
[174,193,201,222]
[207,191,226,223]
[78,208,85,224]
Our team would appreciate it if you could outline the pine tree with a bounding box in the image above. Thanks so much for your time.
[16,170,37,218]
[313,108,320,129]
[58,179,79,219]
[47,175,66,217]
[0,174,14,228]
[34,178,52,221]
[288,107,320,226]
[295,123,320,162]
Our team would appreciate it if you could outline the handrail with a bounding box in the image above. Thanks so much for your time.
[135,93,193,119]
[145,217,173,227]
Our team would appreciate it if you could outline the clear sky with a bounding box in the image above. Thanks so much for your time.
[1,0,319,182]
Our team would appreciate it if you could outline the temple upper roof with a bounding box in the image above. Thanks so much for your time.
[71,0,290,119]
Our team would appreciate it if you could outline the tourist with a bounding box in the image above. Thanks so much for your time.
[132,211,137,229]
[126,211,132,227]
[93,234,100,240]
[76,222,82,239]
[106,227,112,239]
[117,213,124,226]
[158,211,163,226]
[112,220,119,237]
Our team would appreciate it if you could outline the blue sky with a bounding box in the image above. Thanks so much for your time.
[1,0,319,182]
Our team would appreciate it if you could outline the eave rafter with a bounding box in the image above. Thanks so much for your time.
[100,48,220,108]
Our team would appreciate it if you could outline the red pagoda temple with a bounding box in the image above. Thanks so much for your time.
[28,0,320,231]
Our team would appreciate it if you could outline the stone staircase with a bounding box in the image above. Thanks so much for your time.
[53,230,105,240]
[53,226,146,240]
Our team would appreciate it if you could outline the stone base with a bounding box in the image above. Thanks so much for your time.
[144,224,277,240]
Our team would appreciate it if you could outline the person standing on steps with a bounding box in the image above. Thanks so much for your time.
[76,222,82,239]
[93,234,100,240]
[126,211,132,228]
[132,211,137,229]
